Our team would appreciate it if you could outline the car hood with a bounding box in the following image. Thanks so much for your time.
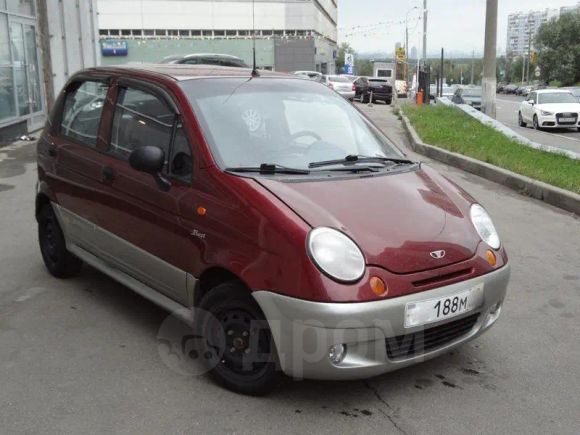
[536,103,580,112]
[257,166,481,274]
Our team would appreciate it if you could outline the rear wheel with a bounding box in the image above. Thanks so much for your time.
[38,205,82,278]
[518,112,527,127]
[195,282,280,396]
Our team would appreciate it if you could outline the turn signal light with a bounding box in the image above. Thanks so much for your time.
[486,249,497,267]
[370,276,388,297]
[197,206,207,216]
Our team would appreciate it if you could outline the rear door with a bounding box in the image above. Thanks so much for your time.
[42,77,112,254]
[94,79,196,305]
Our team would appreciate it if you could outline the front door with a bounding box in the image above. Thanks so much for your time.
[94,80,195,305]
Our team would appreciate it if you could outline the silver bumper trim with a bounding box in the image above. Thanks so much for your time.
[253,265,510,380]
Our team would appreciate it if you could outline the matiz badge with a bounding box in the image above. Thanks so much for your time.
[430,250,446,259]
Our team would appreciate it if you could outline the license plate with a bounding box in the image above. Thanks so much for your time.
[559,117,575,122]
[404,283,484,328]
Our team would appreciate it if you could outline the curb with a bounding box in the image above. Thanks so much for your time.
[400,114,580,216]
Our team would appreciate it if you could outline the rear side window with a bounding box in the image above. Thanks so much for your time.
[60,81,109,147]
[109,87,175,161]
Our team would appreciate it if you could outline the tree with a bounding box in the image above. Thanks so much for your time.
[535,11,580,85]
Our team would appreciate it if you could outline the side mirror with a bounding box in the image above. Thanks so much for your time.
[527,99,534,105]
[129,146,171,191]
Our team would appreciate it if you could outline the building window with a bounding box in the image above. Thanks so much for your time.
[109,29,119,36]
[262,30,273,36]
[155,29,166,36]
[99,29,108,36]
[179,30,190,37]
[226,30,236,36]
[121,29,131,36]
[214,30,225,37]
[143,29,154,36]
[168,29,178,36]
[238,30,249,36]
[6,0,34,16]
[133,29,142,36]
[192,30,201,36]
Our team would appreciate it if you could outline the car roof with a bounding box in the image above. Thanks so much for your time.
[535,89,573,94]
[80,64,291,82]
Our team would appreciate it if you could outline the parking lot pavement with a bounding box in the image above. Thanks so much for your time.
[1,115,580,434]
[495,94,580,155]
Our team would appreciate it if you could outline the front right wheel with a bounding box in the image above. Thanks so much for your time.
[194,282,280,396]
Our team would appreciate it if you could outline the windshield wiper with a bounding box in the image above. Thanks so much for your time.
[308,154,415,169]
[225,163,310,175]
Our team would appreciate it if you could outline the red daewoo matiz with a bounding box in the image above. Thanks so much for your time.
[36,65,510,395]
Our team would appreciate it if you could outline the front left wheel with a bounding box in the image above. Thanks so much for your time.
[194,282,280,396]
[533,115,541,130]
[38,204,83,278]
[518,112,527,127]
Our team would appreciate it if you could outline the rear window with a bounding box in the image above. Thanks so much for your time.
[60,80,109,147]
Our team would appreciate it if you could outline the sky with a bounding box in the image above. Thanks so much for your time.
[337,0,579,57]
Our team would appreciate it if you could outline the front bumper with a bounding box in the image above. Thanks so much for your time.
[253,264,510,380]
[537,113,580,128]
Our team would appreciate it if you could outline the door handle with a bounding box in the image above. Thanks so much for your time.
[102,166,115,182]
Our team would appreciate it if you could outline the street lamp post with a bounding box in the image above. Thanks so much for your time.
[405,6,420,84]
[481,0,498,117]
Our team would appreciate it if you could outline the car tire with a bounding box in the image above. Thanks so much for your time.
[194,282,281,396]
[38,204,83,278]
[533,115,541,130]
[362,94,370,103]
[385,99,392,105]
[518,112,527,127]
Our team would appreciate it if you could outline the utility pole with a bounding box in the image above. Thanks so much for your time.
[471,49,475,84]
[525,32,532,84]
[440,47,444,96]
[481,0,497,118]
[422,0,428,67]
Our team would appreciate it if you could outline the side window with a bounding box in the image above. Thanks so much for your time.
[530,92,536,103]
[171,126,193,182]
[60,81,109,147]
[109,87,175,162]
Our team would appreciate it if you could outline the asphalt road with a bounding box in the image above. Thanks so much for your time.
[495,94,580,155]
[1,106,579,434]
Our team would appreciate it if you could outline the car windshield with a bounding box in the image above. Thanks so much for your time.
[180,78,402,170]
[538,92,578,104]
[462,88,481,97]
[328,76,351,83]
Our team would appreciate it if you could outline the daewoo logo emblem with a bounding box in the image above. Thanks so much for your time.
[430,250,446,259]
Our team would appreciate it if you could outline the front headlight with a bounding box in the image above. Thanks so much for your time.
[470,204,500,249]
[540,110,553,116]
[307,227,365,282]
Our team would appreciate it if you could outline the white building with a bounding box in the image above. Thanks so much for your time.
[97,0,338,72]
[506,8,559,57]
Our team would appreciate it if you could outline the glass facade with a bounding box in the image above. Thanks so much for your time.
[0,1,43,127]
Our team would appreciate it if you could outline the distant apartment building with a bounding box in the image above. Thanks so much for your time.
[560,2,580,14]
[97,0,338,73]
[506,8,559,57]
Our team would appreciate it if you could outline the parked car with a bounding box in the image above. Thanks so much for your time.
[452,86,482,110]
[37,64,510,396]
[503,84,518,94]
[160,53,248,68]
[518,89,580,131]
[292,71,323,82]
[352,76,371,102]
[440,86,455,99]
[520,86,535,97]
[395,80,408,98]
[561,86,580,102]
[322,75,356,101]
[367,77,393,104]
[496,83,506,93]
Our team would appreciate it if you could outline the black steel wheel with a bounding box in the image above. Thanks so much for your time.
[38,205,82,278]
[195,282,280,395]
